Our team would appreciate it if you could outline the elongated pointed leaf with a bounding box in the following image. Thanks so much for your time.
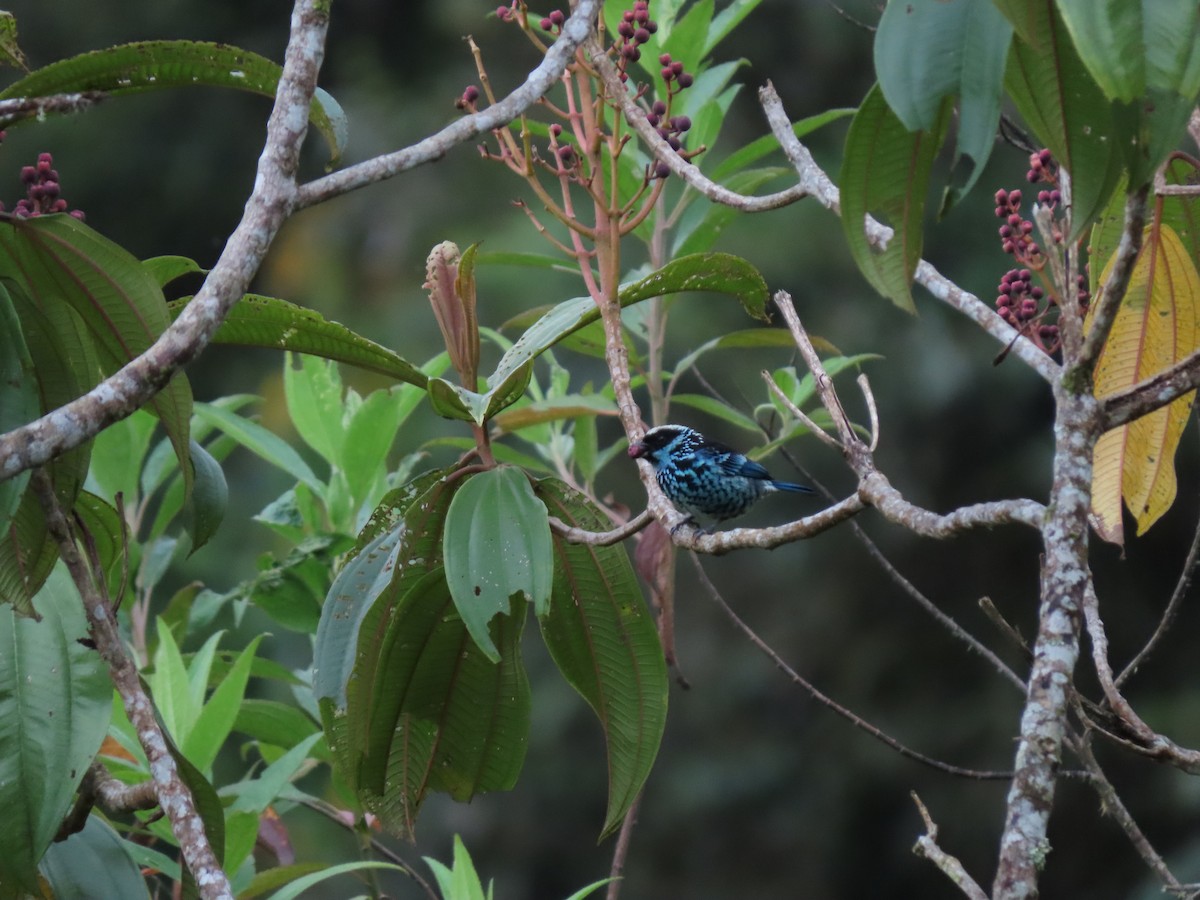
[0,286,35,539]
[169,294,426,386]
[840,84,950,312]
[0,566,112,892]
[443,467,552,660]
[0,213,193,505]
[0,287,95,614]
[315,468,455,792]
[358,570,530,835]
[1091,224,1200,544]
[0,41,347,163]
[1002,2,1124,229]
[39,817,149,900]
[534,478,668,839]
[489,253,769,401]
[874,0,1011,208]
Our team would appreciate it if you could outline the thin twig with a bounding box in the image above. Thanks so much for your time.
[689,553,1011,780]
[32,469,232,899]
[1070,734,1184,893]
[605,792,640,900]
[295,0,602,209]
[548,509,652,545]
[1116,486,1200,687]
[0,91,104,126]
[911,793,990,900]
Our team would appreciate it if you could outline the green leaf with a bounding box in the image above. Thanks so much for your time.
[1002,1,1124,230]
[358,570,530,833]
[185,438,227,552]
[839,84,950,312]
[424,835,489,900]
[535,479,667,839]
[183,636,264,773]
[0,286,35,541]
[0,285,94,614]
[150,621,202,742]
[491,394,619,433]
[0,41,347,163]
[85,407,157,508]
[0,566,112,892]
[229,732,322,814]
[284,352,345,464]
[142,254,205,288]
[1055,0,1144,101]
[233,699,320,748]
[673,168,790,257]
[315,468,455,794]
[235,536,342,633]
[443,466,552,660]
[260,862,408,900]
[169,293,426,386]
[39,817,149,900]
[670,394,762,433]
[0,213,193,509]
[192,401,323,494]
[874,0,1011,209]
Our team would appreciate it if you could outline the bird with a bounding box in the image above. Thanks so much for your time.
[627,424,814,528]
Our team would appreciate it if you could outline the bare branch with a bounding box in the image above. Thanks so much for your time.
[773,290,1046,535]
[911,793,991,900]
[548,509,653,545]
[757,82,1061,385]
[1082,583,1200,772]
[690,554,1011,780]
[1116,492,1200,686]
[0,0,329,483]
[295,0,602,209]
[32,469,232,898]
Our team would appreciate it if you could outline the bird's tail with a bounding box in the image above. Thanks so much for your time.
[770,480,815,494]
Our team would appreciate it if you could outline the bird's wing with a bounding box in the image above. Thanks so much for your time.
[716,451,772,481]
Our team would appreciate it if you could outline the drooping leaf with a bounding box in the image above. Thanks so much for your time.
[315,468,454,792]
[0,287,95,614]
[839,84,951,312]
[442,466,553,660]
[357,570,530,835]
[1090,224,1200,544]
[168,293,426,386]
[0,286,36,541]
[873,0,1012,209]
[1001,1,1124,232]
[0,41,347,163]
[39,817,149,900]
[0,566,112,892]
[0,12,26,70]
[534,478,668,839]
[0,213,194,506]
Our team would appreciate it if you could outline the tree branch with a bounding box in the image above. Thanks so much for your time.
[0,0,328,483]
[32,469,231,898]
[1101,346,1200,430]
[295,0,602,210]
[911,793,991,900]
[0,91,104,126]
[757,82,1061,385]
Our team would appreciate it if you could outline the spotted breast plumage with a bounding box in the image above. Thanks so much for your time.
[627,424,813,526]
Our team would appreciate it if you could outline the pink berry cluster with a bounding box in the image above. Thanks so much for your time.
[657,52,694,92]
[614,1,658,63]
[994,188,1041,264]
[645,100,691,178]
[1,151,85,219]
[995,266,1060,351]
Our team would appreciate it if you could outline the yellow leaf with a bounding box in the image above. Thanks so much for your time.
[1089,223,1200,545]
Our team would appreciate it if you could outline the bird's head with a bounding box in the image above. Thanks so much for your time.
[627,424,696,464]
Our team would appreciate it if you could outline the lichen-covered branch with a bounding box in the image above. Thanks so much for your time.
[0,0,329,482]
[1101,346,1200,429]
[32,469,231,899]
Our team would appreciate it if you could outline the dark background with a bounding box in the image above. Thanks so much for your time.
[7,1,1200,897]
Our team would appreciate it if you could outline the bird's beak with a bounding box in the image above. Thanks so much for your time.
[628,441,646,459]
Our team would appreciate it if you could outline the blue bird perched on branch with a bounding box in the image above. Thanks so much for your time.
[628,424,814,529]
